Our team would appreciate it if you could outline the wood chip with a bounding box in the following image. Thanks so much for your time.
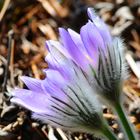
[125,53,140,79]
[38,0,56,17]
[38,23,57,40]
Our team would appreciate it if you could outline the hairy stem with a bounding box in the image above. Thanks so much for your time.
[115,102,137,140]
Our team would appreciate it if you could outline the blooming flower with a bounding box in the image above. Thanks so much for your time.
[11,61,107,135]
[11,7,126,138]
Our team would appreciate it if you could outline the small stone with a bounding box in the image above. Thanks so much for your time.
[118,132,124,140]
[0,68,4,75]
[32,122,39,128]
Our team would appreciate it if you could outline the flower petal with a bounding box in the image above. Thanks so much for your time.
[68,29,86,53]
[46,40,71,59]
[20,76,43,92]
[87,8,111,43]
[45,69,65,86]
[80,21,105,66]
[59,28,88,70]
[45,40,75,80]
[11,89,49,113]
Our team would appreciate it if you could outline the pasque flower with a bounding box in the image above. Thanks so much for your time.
[12,47,115,137]
[11,8,136,140]
[11,54,116,139]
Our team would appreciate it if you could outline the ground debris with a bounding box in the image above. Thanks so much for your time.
[0,0,140,140]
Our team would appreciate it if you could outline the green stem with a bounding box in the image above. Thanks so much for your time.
[102,126,118,140]
[115,102,137,140]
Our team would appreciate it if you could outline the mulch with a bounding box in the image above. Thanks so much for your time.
[0,0,140,139]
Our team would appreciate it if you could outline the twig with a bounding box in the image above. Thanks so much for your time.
[2,30,14,93]
[38,23,57,40]
[125,53,140,79]
[0,0,11,21]
[56,128,68,140]
[38,0,56,17]
[10,37,15,87]
[31,63,40,79]
[41,126,48,138]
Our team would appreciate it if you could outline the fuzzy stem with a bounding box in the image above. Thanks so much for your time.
[115,102,137,140]
[102,126,118,140]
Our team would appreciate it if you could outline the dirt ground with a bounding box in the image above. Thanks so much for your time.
[0,0,140,140]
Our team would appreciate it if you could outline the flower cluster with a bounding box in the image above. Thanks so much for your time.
[11,8,131,139]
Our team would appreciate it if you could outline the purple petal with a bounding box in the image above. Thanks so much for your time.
[20,76,43,92]
[42,69,72,101]
[45,45,75,81]
[45,55,73,81]
[45,40,75,80]
[11,89,49,113]
[80,21,105,66]
[46,40,71,59]
[68,29,86,53]
[45,69,65,86]
[45,53,56,69]
[87,8,112,43]
[59,28,88,70]
[87,8,97,22]
[45,41,69,69]
[45,47,65,69]
[41,79,68,102]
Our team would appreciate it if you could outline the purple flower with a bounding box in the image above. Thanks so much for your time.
[11,64,106,134]
[11,8,127,135]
